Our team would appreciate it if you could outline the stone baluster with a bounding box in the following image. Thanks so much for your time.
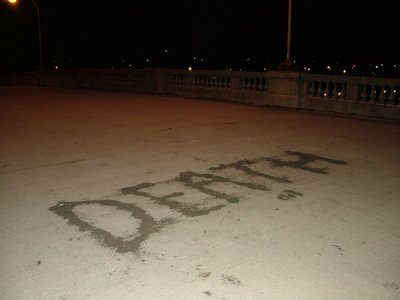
[227,77,231,89]
[256,78,260,91]
[243,77,248,90]
[321,81,327,97]
[382,85,389,104]
[360,83,367,102]
[308,80,315,97]
[249,77,254,90]
[341,82,347,99]
[387,85,396,105]
[332,81,338,99]
[376,84,384,103]
[230,74,239,91]
[370,84,376,102]
[316,81,323,97]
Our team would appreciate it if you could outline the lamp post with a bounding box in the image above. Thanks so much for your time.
[8,0,43,68]
[278,0,295,71]
[285,0,292,64]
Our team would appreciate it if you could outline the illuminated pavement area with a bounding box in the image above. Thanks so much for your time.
[0,86,399,300]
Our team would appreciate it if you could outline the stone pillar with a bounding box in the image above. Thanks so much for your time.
[266,71,301,108]
[143,68,166,94]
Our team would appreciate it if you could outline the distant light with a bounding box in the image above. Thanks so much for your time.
[342,69,347,74]
[394,65,397,68]
[246,58,250,62]
[326,65,332,71]
[307,67,311,72]
[54,65,59,70]
[193,57,197,60]
[146,58,150,62]
[352,64,356,69]
[337,92,342,96]
[128,64,132,68]
[188,66,192,71]
[164,49,168,53]
[380,63,384,67]
[323,92,328,97]
[8,0,17,4]
[375,65,379,69]
[263,67,267,71]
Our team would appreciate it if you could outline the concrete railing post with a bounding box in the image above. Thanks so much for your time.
[267,71,301,108]
[143,68,165,94]
[230,72,241,91]
[346,78,361,102]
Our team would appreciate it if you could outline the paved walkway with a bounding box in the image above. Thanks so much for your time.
[1,86,399,300]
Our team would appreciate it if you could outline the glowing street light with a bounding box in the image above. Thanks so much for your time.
[8,0,43,68]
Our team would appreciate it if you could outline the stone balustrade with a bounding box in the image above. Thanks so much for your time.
[5,68,400,120]
[357,78,399,105]
[302,74,400,105]
[303,75,347,100]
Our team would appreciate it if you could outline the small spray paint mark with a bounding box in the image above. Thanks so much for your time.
[278,189,303,200]
[222,274,241,285]
[331,244,343,252]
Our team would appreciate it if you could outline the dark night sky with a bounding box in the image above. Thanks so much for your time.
[0,0,399,73]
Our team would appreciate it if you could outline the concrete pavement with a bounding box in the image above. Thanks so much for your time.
[0,86,399,299]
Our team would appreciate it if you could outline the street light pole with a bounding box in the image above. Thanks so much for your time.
[8,0,43,68]
[285,0,292,64]
[29,0,43,68]
[278,0,294,71]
